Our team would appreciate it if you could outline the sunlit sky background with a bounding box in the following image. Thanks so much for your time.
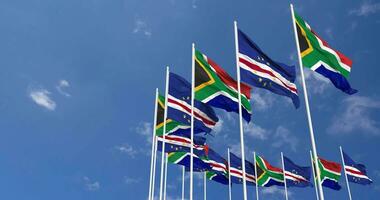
[1,0,380,199]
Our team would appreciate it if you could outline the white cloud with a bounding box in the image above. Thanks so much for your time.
[136,122,153,144]
[350,1,380,16]
[328,96,380,135]
[83,176,100,191]
[133,19,152,37]
[261,186,291,197]
[115,143,138,158]
[272,126,299,152]
[251,92,275,111]
[244,123,269,140]
[29,88,56,111]
[302,69,330,94]
[124,177,141,184]
[213,119,224,135]
[191,0,198,9]
[56,79,71,97]
[325,27,333,39]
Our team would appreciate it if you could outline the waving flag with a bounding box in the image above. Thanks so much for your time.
[255,155,284,187]
[167,72,219,133]
[156,94,204,137]
[194,50,252,122]
[201,148,229,185]
[169,151,212,172]
[283,156,311,187]
[229,152,256,185]
[318,157,342,190]
[342,151,373,185]
[238,29,300,108]
[293,11,357,94]
[156,133,206,153]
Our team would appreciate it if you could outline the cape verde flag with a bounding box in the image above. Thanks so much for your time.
[202,148,229,185]
[238,29,300,108]
[343,151,373,185]
[167,72,219,133]
[229,152,256,185]
[283,156,312,187]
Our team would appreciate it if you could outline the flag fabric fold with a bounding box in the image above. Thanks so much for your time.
[283,155,312,187]
[255,155,284,187]
[201,148,229,185]
[293,11,357,95]
[342,151,373,185]
[238,29,300,108]
[167,72,219,133]
[194,50,252,122]
[318,157,342,190]
[229,152,256,185]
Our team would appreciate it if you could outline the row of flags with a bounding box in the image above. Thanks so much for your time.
[148,5,368,200]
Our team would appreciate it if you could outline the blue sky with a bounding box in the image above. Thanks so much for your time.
[0,0,379,199]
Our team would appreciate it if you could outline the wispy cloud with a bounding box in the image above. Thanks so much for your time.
[213,119,224,135]
[328,96,380,135]
[244,123,269,140]
[261,186,291,197]
[56,79,71,97]
[191,0,198,9]
[124,176,141,184]
[136,122,153,144]
[302,69,330,94]
[29,88,56,111]
[272,126,299,152]
[349,1,380,16]
[133,19,152,37]
[324,27,333,39]
[114,143,138,158]
[83,176,100,191]
[251,92,275,111]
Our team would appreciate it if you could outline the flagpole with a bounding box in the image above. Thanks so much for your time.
[159,67,170,200]
[290,4,324,200]
[234,20,248,200]
[152,136,158,200]
[182,166,185,200]
[148,89,159,200]
[310,151,320,200]
[254,152,259,200]
[190,42,195,200]
[281,152,289,200]
[164,153,168,200]
[340,146,353,200]
[204,172,207,200]
[228,148,232,200]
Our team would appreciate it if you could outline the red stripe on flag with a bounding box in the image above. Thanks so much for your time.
[239,57,298,93]
[346,167,365,176]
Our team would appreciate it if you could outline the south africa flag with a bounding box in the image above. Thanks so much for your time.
[195,50,252,122]
[318,157,342,190]
[255,155,284,187]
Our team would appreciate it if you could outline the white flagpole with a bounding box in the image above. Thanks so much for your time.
[149,88,159,200]
[164,153,168,200]
[148,89,158,199]
[182,166,185,200]
[233,20,248,200]
[228,148,232,200]
[281,152,289,200]
[152,136,158,200]
[190,43,195,200]
[290,4,324,200]
[204,172,207,200]
[310,151,320,200]
[254,152,259,200]
[340,146,353,200]
[159,67,170,200]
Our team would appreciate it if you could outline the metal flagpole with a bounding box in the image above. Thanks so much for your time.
[281,152,289,200]
[253,152,259,200]
[159,67,170,200]
[310,151,320,200]
[290,4,325,200]
[182,166,185,200]
[204,172,207,200]
[228,148,232,200]
[340,146,353,200]
[164,153,168,200]
[152,136,158,200]
[233,20,248,200]
[190,43,195,200]
[148,89,159,200]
